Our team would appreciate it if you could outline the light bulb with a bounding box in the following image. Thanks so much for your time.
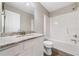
[26,3,30,6]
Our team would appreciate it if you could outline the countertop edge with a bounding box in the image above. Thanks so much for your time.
[0,33,43,49]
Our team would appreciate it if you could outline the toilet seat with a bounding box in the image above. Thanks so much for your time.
[43,40,53,48]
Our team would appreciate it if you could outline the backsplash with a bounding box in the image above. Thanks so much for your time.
[0,31,36,37]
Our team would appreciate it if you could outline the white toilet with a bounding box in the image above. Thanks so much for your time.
[43,40,53,55]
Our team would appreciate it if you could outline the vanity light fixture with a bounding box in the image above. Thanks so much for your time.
[26,2,34,8]
[26,2,30,6]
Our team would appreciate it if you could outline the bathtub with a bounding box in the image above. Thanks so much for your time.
[50,39,79,56]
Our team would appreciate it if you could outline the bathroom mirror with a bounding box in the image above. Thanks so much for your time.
[1,2,34,34]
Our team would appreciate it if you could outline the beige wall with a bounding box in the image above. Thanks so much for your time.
[0,2,2,32]
[4,4,33,32]
[44,15,50,39]
[34,2,49,34]
[0,15,2,32]
[0,2,2,12]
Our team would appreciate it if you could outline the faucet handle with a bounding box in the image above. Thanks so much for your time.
[71,39,77,44]
[73,34,78,38]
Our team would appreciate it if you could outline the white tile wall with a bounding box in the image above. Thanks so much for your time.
[50,7,79,55]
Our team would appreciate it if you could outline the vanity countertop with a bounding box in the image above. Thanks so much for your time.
[0,33,43,48]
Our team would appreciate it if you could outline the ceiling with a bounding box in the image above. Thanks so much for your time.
[5,2,34,15]
[5,2,75,15]
[41,2,74,12]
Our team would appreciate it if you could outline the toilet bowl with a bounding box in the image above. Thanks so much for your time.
[43,40,53,55]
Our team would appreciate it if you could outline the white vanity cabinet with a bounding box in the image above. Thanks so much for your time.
[19,37,44,56]
[0,43,23,56]
[0,36,44,56]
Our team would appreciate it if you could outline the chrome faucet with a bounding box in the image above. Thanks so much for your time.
[71,34,78,44]
[73,34,78,38]
[71,39,77,44]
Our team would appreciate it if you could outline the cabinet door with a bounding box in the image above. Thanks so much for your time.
[0,43,23,56]
[20,40,34,56]
[33,37,43,56]
[20,37,44,56]
[23,39,34,50]
[19,48,33,56]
